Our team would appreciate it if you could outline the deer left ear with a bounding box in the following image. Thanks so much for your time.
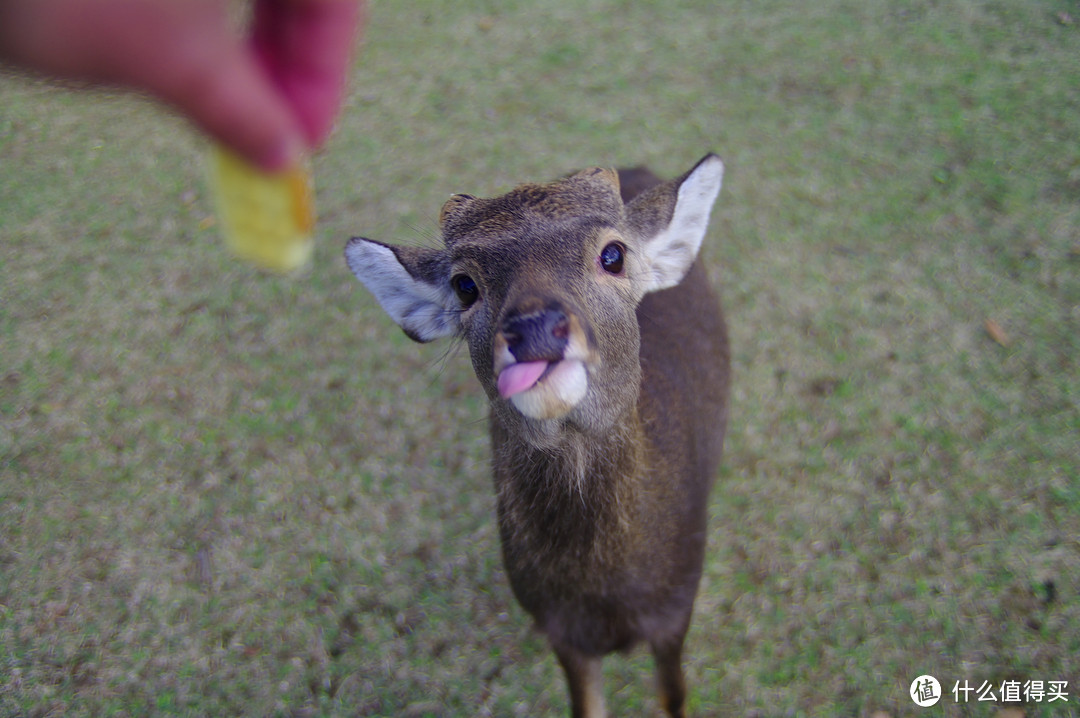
[344,237,461,343]
[633,154,724,293]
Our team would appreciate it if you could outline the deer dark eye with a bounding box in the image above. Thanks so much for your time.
[451,274,479,307]
[599,242,625,274]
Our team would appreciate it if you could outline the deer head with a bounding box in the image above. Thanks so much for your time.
[344,154,724,441]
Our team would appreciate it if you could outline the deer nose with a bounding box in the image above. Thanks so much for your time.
[500,307,569,363]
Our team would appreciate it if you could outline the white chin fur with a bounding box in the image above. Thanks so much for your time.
[509,360,588,420]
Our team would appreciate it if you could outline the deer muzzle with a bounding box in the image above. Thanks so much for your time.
[493,304,593,419]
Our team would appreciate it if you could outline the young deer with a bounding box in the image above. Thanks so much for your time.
[344,154,729,717]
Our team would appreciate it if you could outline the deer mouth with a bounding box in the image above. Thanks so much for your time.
[492,306,594,420]
[497,360,551,398]
[496,358,589,419]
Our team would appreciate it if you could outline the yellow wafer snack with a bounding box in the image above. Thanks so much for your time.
[209,145,315,272]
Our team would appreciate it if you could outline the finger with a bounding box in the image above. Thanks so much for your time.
[166,44,305,171]
[116,0,306,169]
[252,0,365,148]
[0,0,305,171]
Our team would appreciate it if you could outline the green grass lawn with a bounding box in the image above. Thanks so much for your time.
[2,1,1079,716]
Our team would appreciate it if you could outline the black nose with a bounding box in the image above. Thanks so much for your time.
[501,307,569,363]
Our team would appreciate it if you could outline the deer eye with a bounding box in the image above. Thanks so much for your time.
[599,242,625,274]
[451,274,479,307]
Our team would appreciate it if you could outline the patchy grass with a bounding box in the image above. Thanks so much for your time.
[2,0,1079,716]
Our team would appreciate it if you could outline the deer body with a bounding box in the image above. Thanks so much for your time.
[345,155,729,717]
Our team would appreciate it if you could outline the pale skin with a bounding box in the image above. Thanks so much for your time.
[0,0,366,171]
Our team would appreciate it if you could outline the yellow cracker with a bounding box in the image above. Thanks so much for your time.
[209,145,315,272]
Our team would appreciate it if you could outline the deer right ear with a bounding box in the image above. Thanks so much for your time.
[631,154,724,294]
[344,238,460,343]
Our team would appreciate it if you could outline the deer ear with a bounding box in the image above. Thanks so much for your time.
[344,238,460,342]
[439,193,478,229]
[629,154,724,293]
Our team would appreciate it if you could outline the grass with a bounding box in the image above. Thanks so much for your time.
[2,0,1079,715]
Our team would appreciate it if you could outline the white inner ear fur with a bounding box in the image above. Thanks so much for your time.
[640,155,724,293]
[344,239,460,342]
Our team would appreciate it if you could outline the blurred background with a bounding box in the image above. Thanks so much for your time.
[2,1,1078,715]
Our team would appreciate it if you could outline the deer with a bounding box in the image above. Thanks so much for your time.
[343,153,729,718]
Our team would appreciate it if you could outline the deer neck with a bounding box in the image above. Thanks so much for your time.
[490,400,648,511]
[489,402,654,586]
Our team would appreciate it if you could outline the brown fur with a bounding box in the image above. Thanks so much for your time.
[344,155,729,717]
[489,172,728,718]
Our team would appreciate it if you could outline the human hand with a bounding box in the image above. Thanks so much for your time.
[0,0,365,171]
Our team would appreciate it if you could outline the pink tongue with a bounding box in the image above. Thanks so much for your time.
[497,361,549,398]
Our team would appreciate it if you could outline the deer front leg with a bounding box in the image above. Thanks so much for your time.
[553,644,606,718]
[651,632,688,718]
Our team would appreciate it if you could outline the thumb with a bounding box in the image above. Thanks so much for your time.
[251,0,365,149]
